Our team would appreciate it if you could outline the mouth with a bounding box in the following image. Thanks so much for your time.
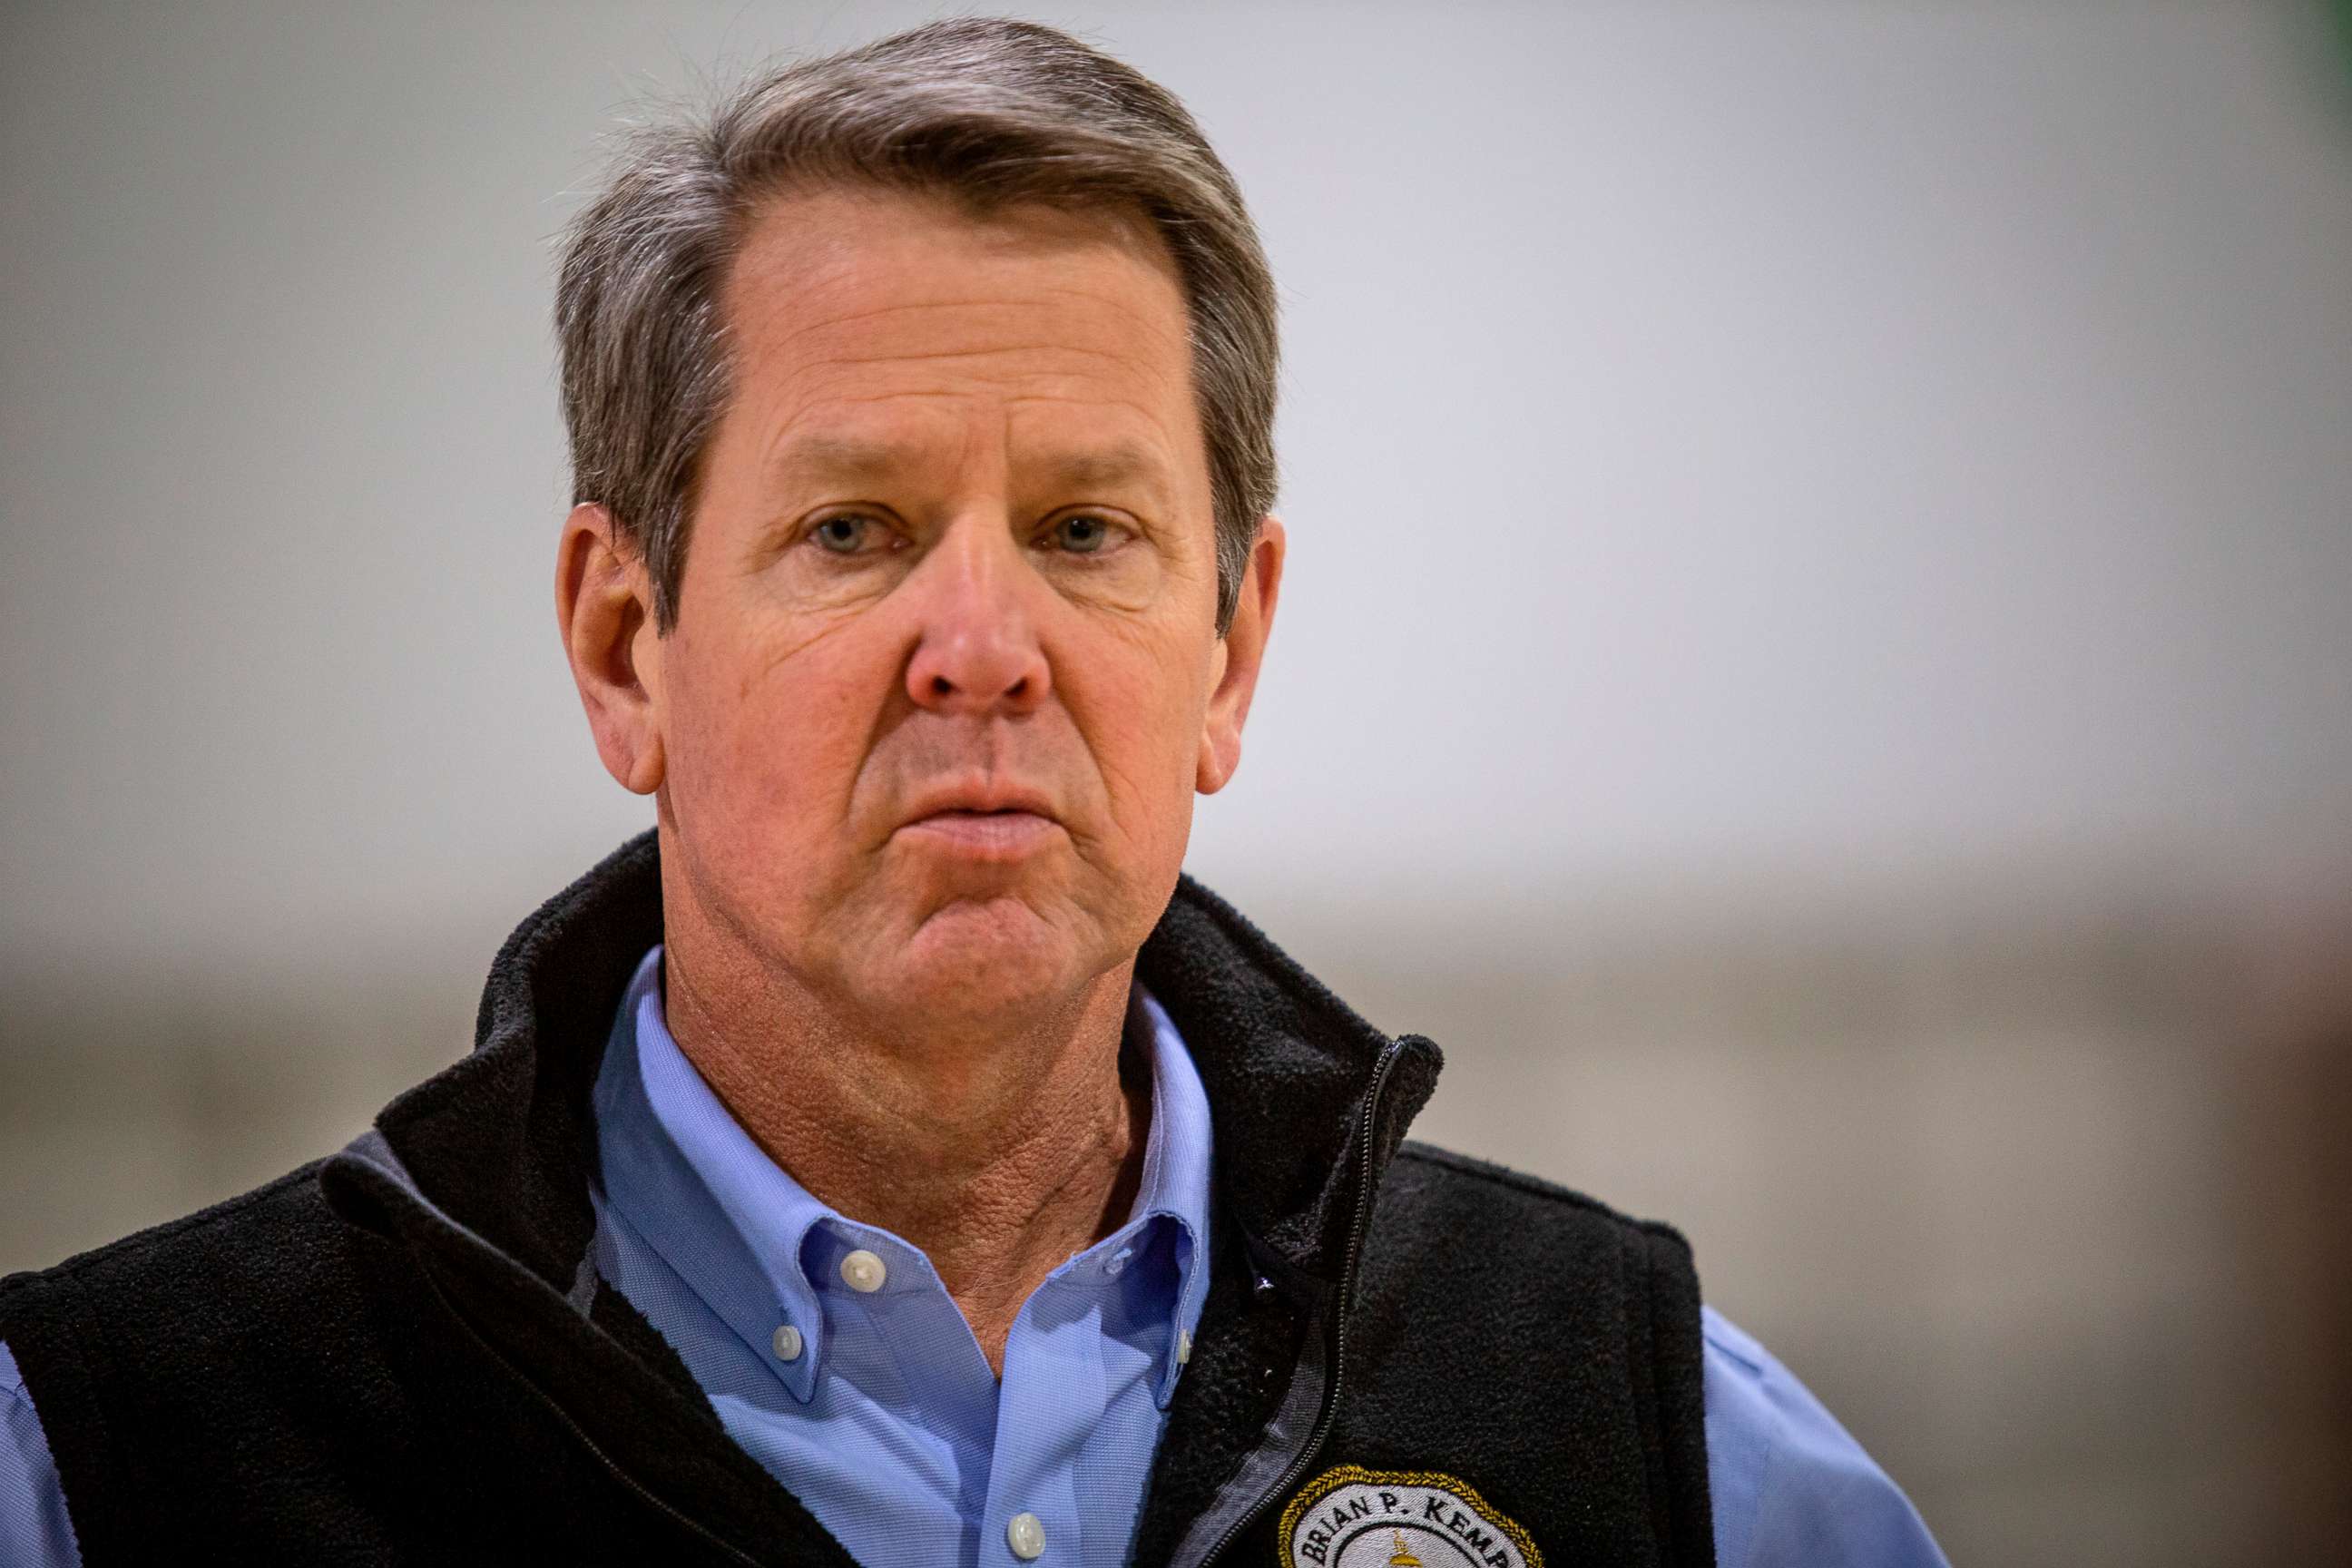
[895,783,1065,862]
[895,806,1063,861]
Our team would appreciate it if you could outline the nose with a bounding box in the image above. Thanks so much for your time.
[902,518,1051,718]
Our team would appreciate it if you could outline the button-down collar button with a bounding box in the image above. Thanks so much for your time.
[839,1249,887,1293]
[1104,1248,1133,1279]
[1006,1512,1046,1560]
[771,1323,804,1362]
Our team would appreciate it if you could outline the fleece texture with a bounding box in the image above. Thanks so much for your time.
[0,831,1713,1566]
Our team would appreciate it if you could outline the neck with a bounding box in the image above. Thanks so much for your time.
[656,916,1150,1377]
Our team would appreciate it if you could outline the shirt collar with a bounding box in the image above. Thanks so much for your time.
[592,946,832,1402]
[1124,980,1214,1403]
[593,944,1214,1407]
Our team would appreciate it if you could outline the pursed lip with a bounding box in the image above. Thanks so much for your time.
[892,779,1065,863]
[896,779,1063,832]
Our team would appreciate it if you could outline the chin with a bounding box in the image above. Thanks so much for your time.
[876,890,1099,1023]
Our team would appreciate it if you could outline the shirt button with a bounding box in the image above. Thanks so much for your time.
[839,1249,887,1293]
[1006,1512,1046,1560]
[771,1324,803,1362]
[1104,1249,1132,1278]
[1176,1328,1193,1365]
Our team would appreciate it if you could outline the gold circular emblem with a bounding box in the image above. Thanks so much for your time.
[1277,1465,1544,1568]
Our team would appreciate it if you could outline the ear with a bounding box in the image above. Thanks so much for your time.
[555,502,666,795]
[1196,515,1286,795]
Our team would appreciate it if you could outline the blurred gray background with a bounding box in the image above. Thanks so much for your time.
[5,2,2350,1562]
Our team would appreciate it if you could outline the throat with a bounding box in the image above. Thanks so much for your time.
[662,956,1156,1376]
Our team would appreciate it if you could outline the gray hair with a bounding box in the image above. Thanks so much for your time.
[556,16,1279,634]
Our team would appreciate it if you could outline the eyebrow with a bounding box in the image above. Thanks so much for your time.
[768,434,913,485]
[1034,443,1169,493]
[769,433,1174,501]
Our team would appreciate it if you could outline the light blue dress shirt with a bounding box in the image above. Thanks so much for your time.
[0,943,1946,1566]
[590,946,1212,1568]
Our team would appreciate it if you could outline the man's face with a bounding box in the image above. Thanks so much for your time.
[585,185,1279,1034]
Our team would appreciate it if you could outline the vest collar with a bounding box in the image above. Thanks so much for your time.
[323,829,1443,1304]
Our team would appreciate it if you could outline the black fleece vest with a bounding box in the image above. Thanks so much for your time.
[0,835,1715,1567]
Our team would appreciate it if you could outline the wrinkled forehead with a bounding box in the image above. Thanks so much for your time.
[722,183,1190,373]
[711,182,1206,490]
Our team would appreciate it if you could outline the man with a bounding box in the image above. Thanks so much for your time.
[0,18,1945,1567]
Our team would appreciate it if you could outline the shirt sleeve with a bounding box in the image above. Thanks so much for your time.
[1699,1306,1948,1568]
[0,1339,83,1567]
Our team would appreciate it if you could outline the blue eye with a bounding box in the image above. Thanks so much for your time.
[812,514,875,554]
[1051,514,1117,554]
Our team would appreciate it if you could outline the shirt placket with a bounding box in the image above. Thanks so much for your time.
[985,1268,1108,1568]
[807,1220,1003,1523]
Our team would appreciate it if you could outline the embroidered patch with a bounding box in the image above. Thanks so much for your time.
[1277,1465,1543,1568]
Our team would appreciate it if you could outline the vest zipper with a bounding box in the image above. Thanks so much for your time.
[1191,1035,1409,1568]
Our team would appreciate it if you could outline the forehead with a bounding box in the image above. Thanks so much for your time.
[716,183,1200,469]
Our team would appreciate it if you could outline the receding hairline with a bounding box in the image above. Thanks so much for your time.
[716,177,1190,318]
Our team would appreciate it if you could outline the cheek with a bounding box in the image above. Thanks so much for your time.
[1080,625,1213,830]
[662,617,871,845]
